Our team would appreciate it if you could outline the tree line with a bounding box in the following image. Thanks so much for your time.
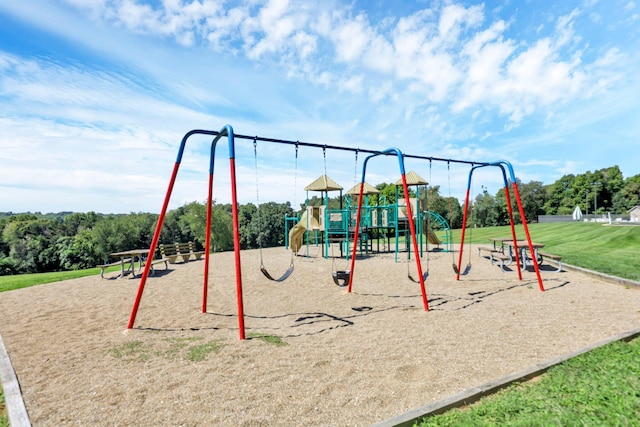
[1,165,637,276]
[0,201,293,276]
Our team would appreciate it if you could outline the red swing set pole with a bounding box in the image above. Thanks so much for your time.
[127,159,181,330]
[347,148,429,311]
[201,126,245,338]
[499,166,523,281]
[202,145,215,313]
[127,128,203,330]
[128,125,247,340]
[458,161,544,291]
[456,185,471,281]
[512,179,545,291]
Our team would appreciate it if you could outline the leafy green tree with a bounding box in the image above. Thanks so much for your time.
[57,229,100,270]
[61,212,100,236]
[162,207,190,244]
[254,202,294,248]
[474,190,499,227]
[1,216,62,273]
[517,180,547,223]
[239,203,258,249]
[598,166,624,213]
[90,214,156,262]
[373,183,398,205]
[543,174,576,215]
[613,174,640,213]
[415,184,462,229]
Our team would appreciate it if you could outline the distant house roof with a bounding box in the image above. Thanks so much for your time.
[630,205,640,213]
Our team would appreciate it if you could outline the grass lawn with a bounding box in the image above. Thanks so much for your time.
[443,222,640,281]
[415,336,640,426]
[0,267,113,293]
[0,386,7,427]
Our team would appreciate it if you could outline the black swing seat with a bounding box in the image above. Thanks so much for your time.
[332,270,350,287]
[408,271,429,283]
[261,264,294,282]
[452,263,472,275]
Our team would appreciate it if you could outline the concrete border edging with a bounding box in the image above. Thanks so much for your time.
[560,263,640,288]
[0,333,31,427]
[373,326,640,427]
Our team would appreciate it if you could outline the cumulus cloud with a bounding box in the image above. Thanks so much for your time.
[57,0,620,127]
[2,0,634,212]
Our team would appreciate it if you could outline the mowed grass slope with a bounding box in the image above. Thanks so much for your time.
[446,222,640,281]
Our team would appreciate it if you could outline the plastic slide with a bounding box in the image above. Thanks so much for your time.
[289,211,319,253]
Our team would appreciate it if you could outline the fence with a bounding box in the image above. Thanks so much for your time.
[538,214,631,223]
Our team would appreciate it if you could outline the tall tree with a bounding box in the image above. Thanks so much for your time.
[474,190,499,227]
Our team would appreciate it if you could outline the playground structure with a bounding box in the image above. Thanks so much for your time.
[283,173,453,262]
[127,125,545,340]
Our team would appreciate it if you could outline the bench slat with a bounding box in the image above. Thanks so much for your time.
[97,258,132,278]
[159,242,204,263]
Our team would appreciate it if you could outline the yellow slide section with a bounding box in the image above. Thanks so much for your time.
[427,228,442,245]
[289,211,319,253]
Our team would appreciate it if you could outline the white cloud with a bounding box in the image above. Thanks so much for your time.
[1,0,638,213]
[43,1,623,127]
[438,3,484,44]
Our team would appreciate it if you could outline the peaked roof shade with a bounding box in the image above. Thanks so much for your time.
[345,182,380,195]
[304,175,343,192]
[394,170,428,186]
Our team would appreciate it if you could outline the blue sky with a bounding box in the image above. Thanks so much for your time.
[1,0,638,214]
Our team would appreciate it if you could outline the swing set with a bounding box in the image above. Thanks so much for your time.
[126,125,545,340]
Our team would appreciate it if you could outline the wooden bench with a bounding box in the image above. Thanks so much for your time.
[159,242,205,264]
[97,258,132,278]
[148,257,169,274]
[537,251,563,272]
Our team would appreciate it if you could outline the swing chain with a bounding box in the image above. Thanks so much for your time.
[323,145,327,178]
[293,141,299,210]
[354,149,359,183]
[253,137,263,250]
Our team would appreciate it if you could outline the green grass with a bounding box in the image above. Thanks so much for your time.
[0,385,7,427]
[0,267,112,293]
[247,332,288,346]
[108,340,154,362]
[107,337,226,363]
[185,340,225,362]
[442,222,640,281]
[415,337,640,426]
